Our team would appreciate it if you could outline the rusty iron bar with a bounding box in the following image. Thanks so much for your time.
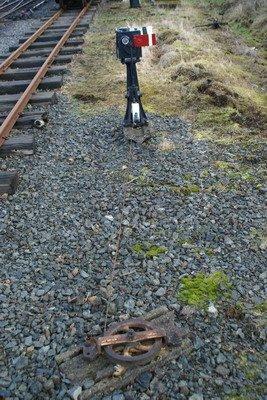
[0,4,90,147]
[97,328,166,347]
[0,9,63,74]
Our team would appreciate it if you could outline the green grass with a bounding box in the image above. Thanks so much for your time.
[230,22,261,46]
[177,271,231,307]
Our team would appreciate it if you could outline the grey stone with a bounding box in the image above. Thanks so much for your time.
[236,328,245,339]
[80,270,89,278]
[13,356,28,370]
[194,337,204,350]
[217,353,227,364]
[216,365,230,377]
[68,386,82,400]
[29,381,43,395]
[82,379,94,390]
[82,310,91,319]
[189,394,203,400]
[180,306,196,317]
[155,287,166,296]
[43,379,54,392]
[25,336,33,346]
[124,298,135,309]
[178,380,189,395]
[136,372,153,389]
[112,393,125,400]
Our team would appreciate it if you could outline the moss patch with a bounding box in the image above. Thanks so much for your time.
[253,300,267,315]
[177,271,231,307]
[132,242,167,258]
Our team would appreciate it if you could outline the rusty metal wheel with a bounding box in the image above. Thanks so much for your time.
[103,320,164,366]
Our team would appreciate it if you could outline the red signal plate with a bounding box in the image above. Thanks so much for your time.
[133,33,156,47]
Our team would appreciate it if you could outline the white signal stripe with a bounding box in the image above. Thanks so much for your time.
[146,26,153,46]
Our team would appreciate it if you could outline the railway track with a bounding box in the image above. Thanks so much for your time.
[0,0,44,19]
[0,1,98,195]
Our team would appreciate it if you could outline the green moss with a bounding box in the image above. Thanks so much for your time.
[237,351,266,390]
[177,271,231,307]
[146,245,167,258]
[253,300,267,314]
[213,161,265,187]
[204,247,215,256]
[132,243,143,255]
[172,184,200,195]
[196,107,239,128]
[132,243,167,258]
[214,160,232,170]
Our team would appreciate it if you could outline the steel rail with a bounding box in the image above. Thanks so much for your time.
[0,9,62,74]
[0,4,90,147]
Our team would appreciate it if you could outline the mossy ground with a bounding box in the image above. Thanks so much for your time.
[226,351,267,400]
[177,271,231,307]
[64,0,266,143]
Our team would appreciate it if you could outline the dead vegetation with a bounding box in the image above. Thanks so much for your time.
[64,0,266,142]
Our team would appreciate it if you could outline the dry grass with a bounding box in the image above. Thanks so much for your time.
[64,0,266,142]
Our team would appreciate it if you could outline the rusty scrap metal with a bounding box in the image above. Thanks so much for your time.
[83,319,167,366]
[194,18,228,29]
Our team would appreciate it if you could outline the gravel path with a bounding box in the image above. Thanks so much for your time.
[0,94,266,399]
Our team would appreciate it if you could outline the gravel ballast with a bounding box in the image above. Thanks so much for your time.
[0,0,58,55]
[0,93,266,399]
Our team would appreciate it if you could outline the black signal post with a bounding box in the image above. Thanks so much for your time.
[130,0,141,8]
[116,26,156,143]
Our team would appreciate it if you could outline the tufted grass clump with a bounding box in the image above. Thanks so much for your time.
[177,271,231,307]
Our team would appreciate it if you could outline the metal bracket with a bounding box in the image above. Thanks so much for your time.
[123,125,151,144]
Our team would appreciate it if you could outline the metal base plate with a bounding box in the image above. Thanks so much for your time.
[123,125,151,144]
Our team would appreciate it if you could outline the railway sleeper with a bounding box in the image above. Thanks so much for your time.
[21,31,84,43]
[0,91,57,109]
[7,54,73,68]
[0,65,67,81]
[4,46,83,59]
[47,23,89,29]
[41,10,96,22]
[26,27,87,35]
[0,111,47,128]
[0,134,35,156]
[0,76,63,95]
[0,47,81,62]
[0,171,18,195]
[9,38,84,52]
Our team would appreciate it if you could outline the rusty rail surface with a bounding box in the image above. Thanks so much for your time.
[0,4,90,147]
[0,9,63,74]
